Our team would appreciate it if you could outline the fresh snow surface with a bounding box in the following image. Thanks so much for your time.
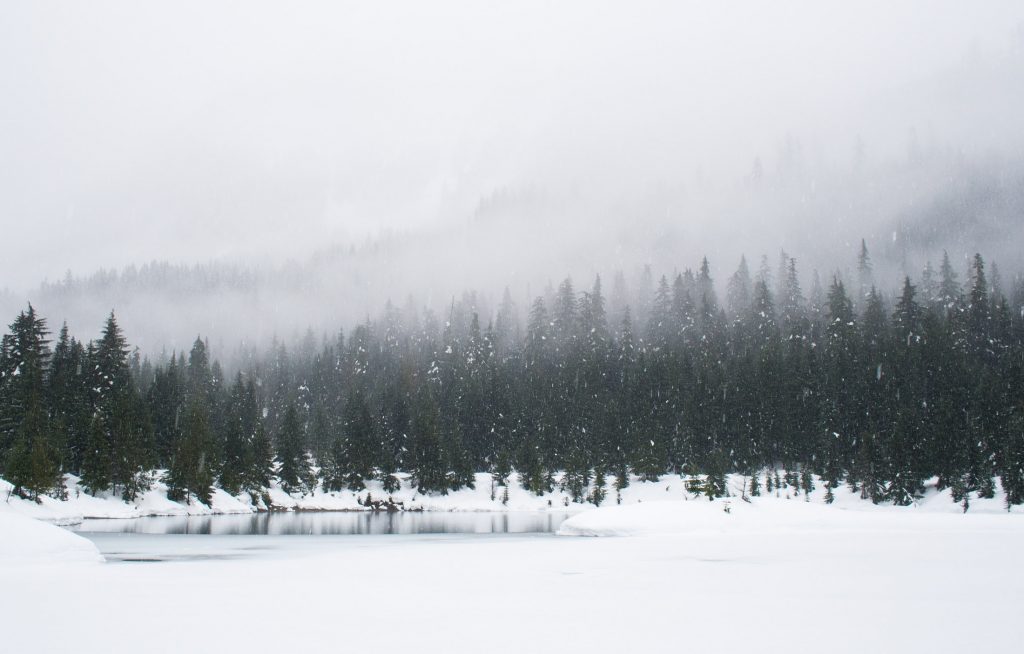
[0,503,102,565]
[2,497,1022,653]
[1,473,1023,653]
[556,493,1013,537]
[0,475,255,524]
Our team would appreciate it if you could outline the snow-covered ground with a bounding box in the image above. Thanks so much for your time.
[4,469,1020,525]
[0,507,103,566]
[2,484,1022,653]
[1,471,591,524]
[3,472,1023,652]
[557,489,1020,537]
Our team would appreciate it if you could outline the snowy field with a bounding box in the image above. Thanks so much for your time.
[2,476,1023,653]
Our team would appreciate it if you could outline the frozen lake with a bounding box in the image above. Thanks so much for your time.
[70,511,572,563]
[11,500,1023,653]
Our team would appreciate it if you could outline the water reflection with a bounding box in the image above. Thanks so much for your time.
[73,511,571,536]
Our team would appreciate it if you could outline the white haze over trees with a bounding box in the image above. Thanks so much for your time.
[2,1,1024,354]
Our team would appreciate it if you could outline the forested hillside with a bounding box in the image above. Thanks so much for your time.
[2,245,1023,511]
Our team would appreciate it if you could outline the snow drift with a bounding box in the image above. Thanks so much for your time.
[0,505,102,565]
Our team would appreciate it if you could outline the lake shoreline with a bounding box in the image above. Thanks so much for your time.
[6,468,1021,528]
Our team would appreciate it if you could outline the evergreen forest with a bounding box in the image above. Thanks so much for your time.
[3,244,1024,511]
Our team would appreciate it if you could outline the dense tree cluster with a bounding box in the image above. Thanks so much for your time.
[2,245,1023,511]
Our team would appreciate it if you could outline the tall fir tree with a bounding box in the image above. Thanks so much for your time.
[276,403,313,494]
[0,306,63,499]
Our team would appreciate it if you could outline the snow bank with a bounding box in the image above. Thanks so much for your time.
[555,495,900,537]
[558,486,1022,538]
[553,496,860,536]
[0,471,593,523]
[2,470,1020,528]
[558,497,741,536]
[0,475,260,524]
[0,504,103,565]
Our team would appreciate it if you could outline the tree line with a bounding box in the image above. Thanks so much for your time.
[2,243,1023,511]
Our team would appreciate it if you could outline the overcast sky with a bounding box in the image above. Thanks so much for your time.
[2,1,1024,292]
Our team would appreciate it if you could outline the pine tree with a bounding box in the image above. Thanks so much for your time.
[749,469,761,497]
[493,287,518,356]
[779,258,807,338]
[409,388,449,494]
[492,447,512,487]
[109,384,153,501]
[148,353,183,468]
[319,426,348,493]
[81,312,152,498]
[0,306,64,500]
[703,449,728,499]
[245,420,275,493]
[165,397,214,505]
[561,435,591,503]
[590,468,607,506]
[726,256,753,323]
[893,277,922,343]
[342,387,376,490]
[966,253,991,359]
[857,239,874,305]
[219,373,249,495]
[670,274,696,349]
[377,374,409,492]
[800,467,814,498]
[524,297,549,367]
[938,251,962,312]
[552,277,578,351]
[48,323,90,476]
[442,414,474,491]
[276,403,312,494]
[647,275,673,348]
[80,414,112,494]
[750,279,778,345]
